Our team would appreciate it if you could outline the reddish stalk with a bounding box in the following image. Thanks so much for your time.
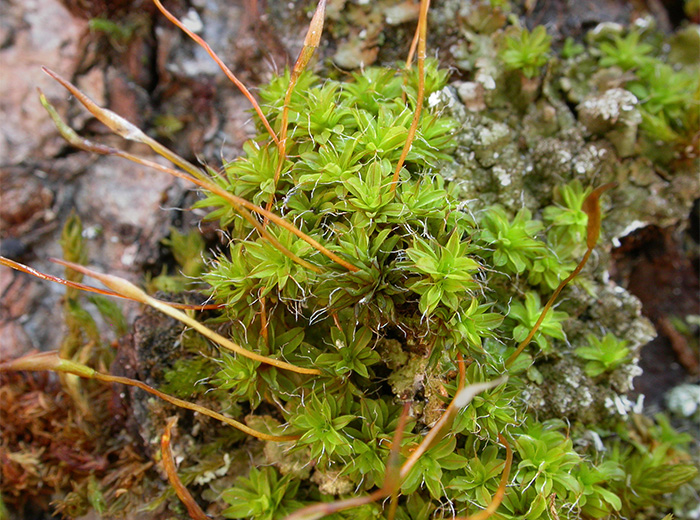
[50,259,322,375]
[0,352,301,442]
[0,256,221,311]
[398,376,506,482]
[384,402,412,520]
[42,68,210,183]
[390,0,430,194]
[259,289,270,344]
[161,418,210,520]
[152,0,279,146]
[401,11,421,104]
[505,183,616,368]
[266,0,327,215]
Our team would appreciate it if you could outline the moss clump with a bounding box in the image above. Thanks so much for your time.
[146,58,693,518]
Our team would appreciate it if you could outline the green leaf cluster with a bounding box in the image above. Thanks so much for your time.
[289,393,355,465]
[499,26,552,78]
[221,467,303,520]
[476,206,546,275]
[599,32,655,70]
[574,333,631,377]
[606,415,699,517]
[405,233,480,315]
[151,227,209,292]
[507,292,567,352]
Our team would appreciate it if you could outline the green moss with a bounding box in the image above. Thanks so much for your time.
[107,53,698,518]
[499,25,552,78]
[173,51,694,520]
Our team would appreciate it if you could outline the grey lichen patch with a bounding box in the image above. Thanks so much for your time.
[610,155,700,232]
[566,282,652,391]
[577,88,641,157]
[524,284,651,423]
[666,384,700,423]
[608,361,644,395]
[520,100,566,145]
[529,136,579,188]
[431,11,696,438]
[192,452,233,486]
[532,361,600,423]
[572,142,615,179]
[438,13,699,236]
[472,120,511,168]
[454,81,487,112]
[577,88,639,134]
[584,285,655,353]
[517,279,653,423]
[441,113,531,211]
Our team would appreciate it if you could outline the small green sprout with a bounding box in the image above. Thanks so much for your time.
[630,64,698,121]
[399,436,468,499]
[213,354,263,408]
[162,357,218,399]
[500,25,552,78]
[449,298,504,351]
[525,241,578,292]
[87,294,128,336]
[247,229,318,300]
[221,467,303,520]
[340,159,405,228]
[507,292,567,352]
[592,28,700,161]
[574,333,631,377]
[574,461,625,517]
[151,227,208,292]
[598,31,654,71]
[153,113,185,140]
[162,228,207,278]
[88,17,137,45]
[512,419,582,499]
[451,365,520,440]
[543,180,591,245]
[449,444,506,506]
[203,243,255,308]
[477,206,546,276]
[561,37,585,59]
[60,212,88,289]
[342,398,404,489]
[608,435,699,516]
[405,232,481,315]
[315,325,381,378]
[289,394,355,466]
